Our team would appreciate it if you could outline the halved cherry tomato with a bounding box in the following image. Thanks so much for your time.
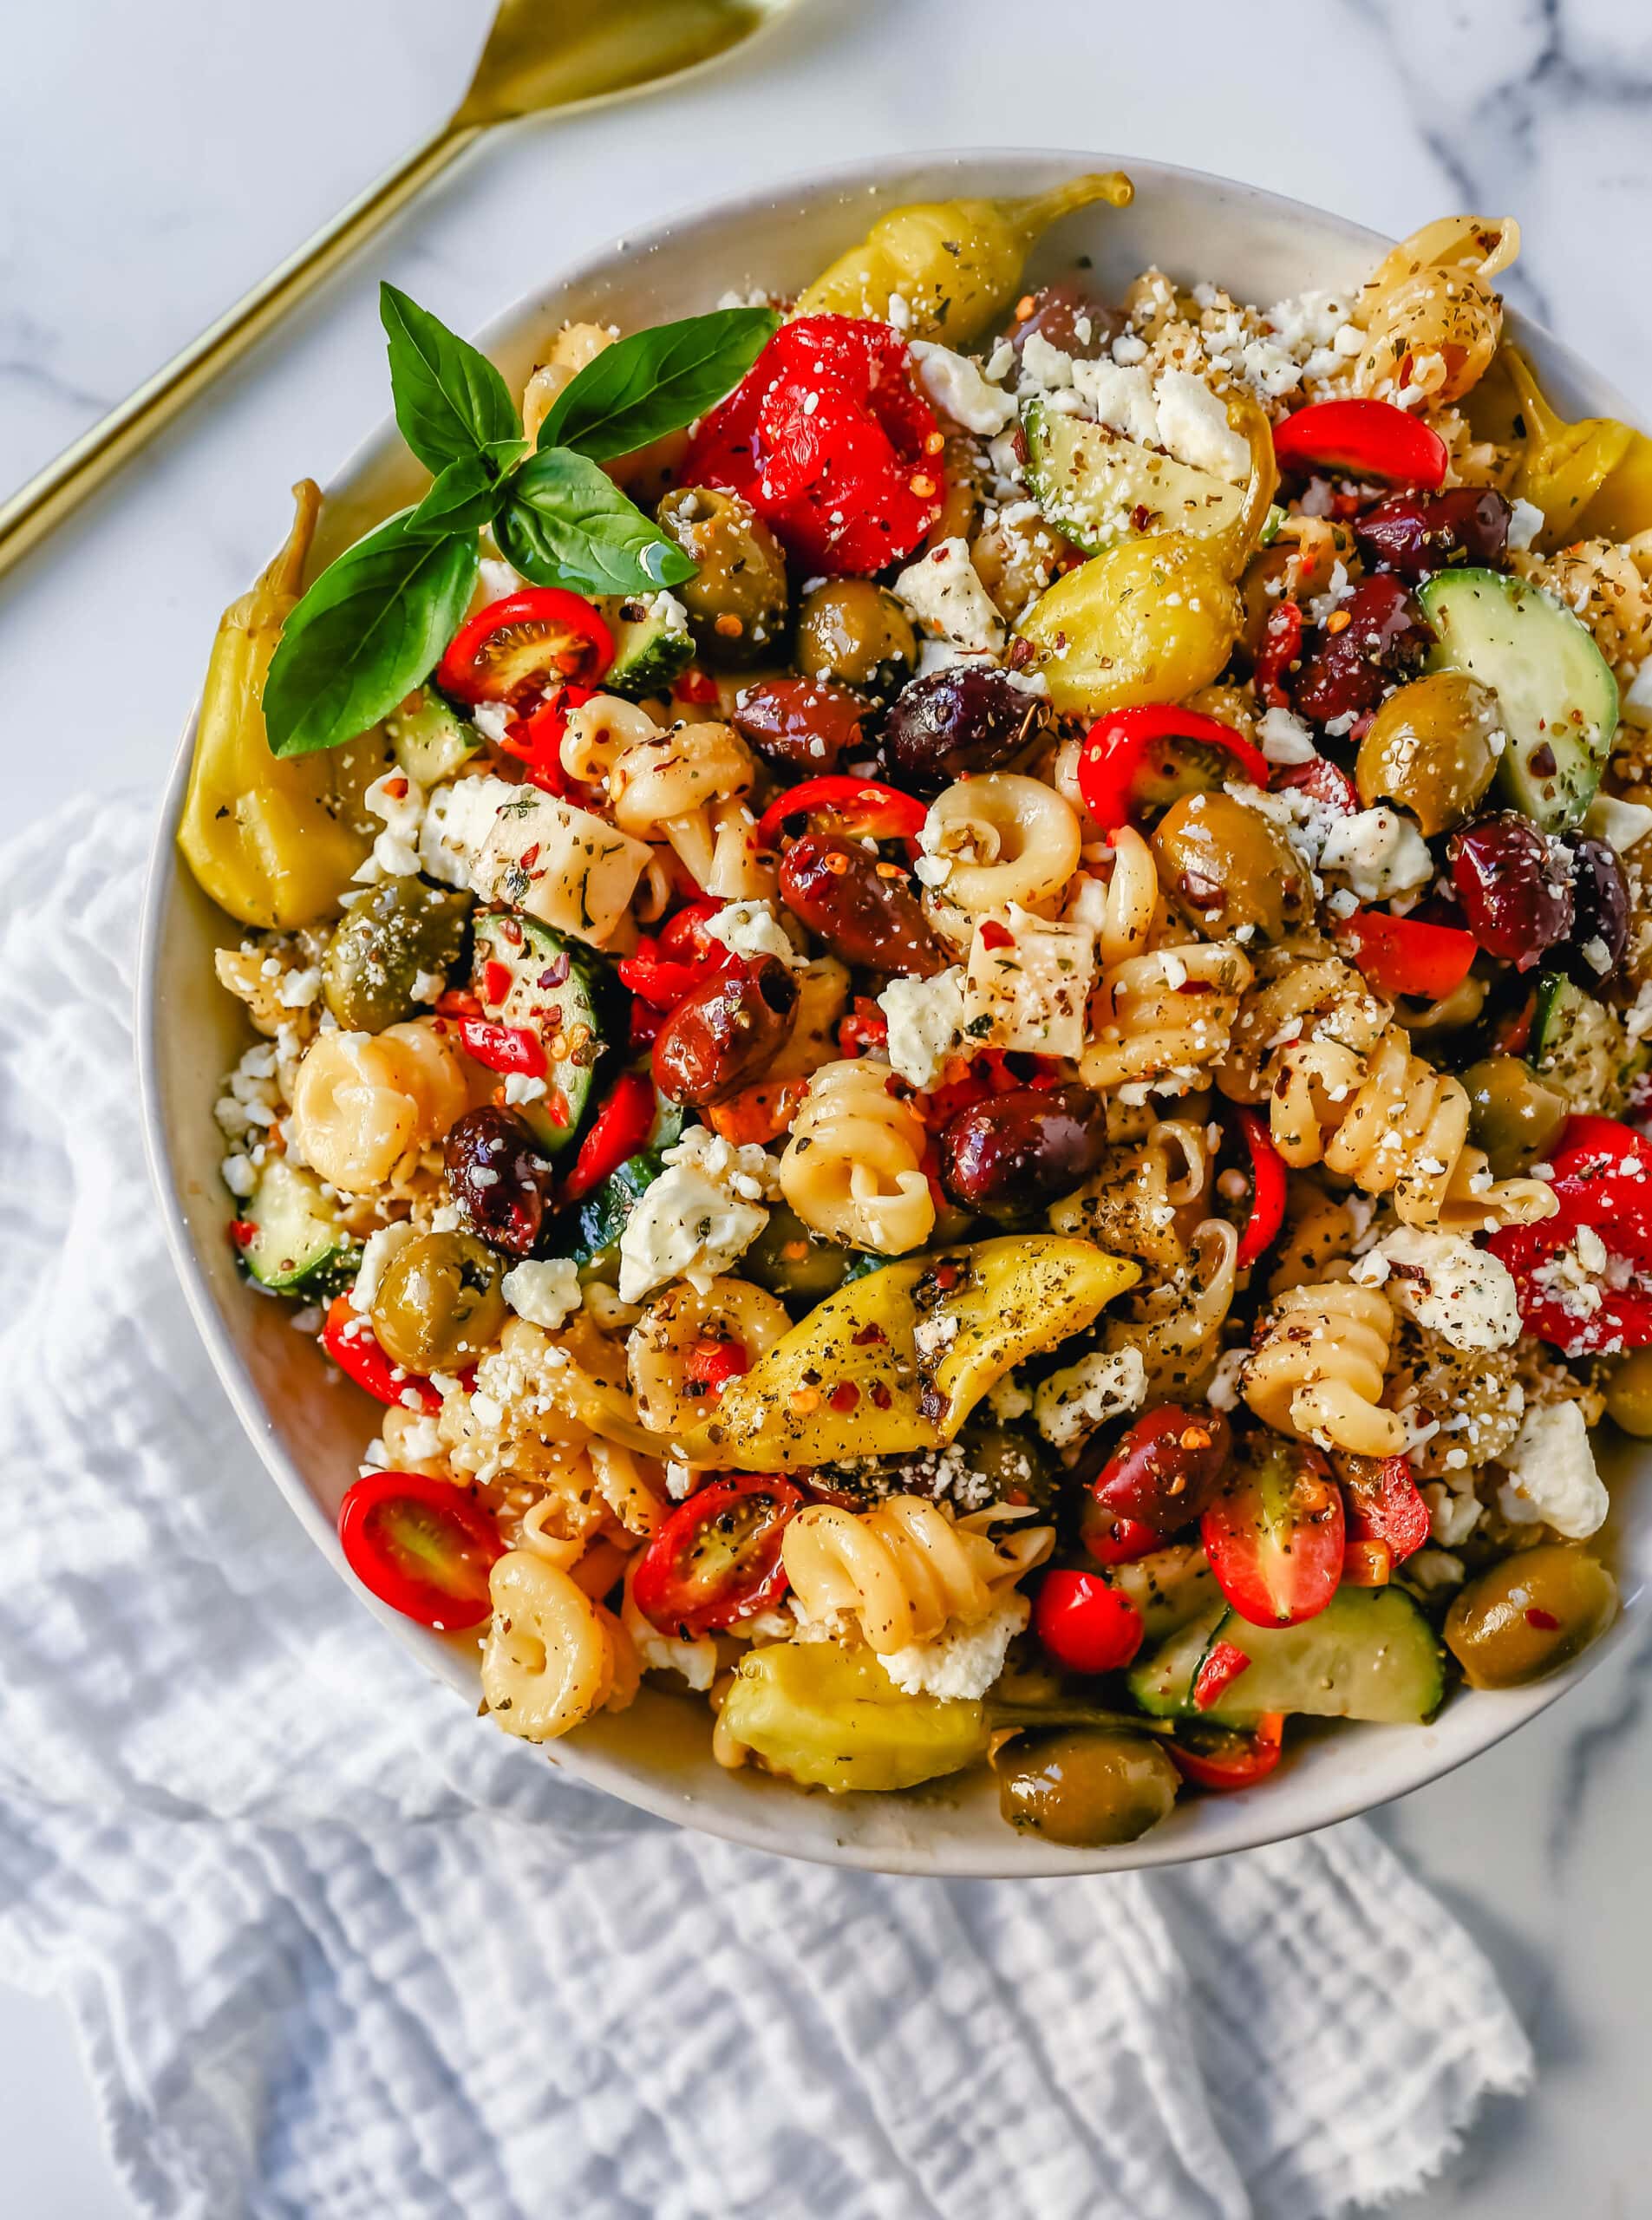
[1341,1453,1431,1564]
[1488,1114,1652,1355]
[1338,909,1478,1002]
[455,1018,548,1078]
[437,589,614,706]
[1033,1569,1145,1675]
[1078,705,1270,832]
[1168,1713,1286,1792]
[561,1070,656,1204]
[1271,399,1449,490]
[498,682,598,796]
[336,1468,504,1630]
[322,1295,441,1414]
[1201,1434,1346,1628]
[1079,1506,1164,1566]
[630,1473,806,1637]
[755,776,927,850]
[1232,1107,1287,1272]
[1192,1636,1252,1711]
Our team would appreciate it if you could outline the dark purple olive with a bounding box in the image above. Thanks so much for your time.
[1447,812,1574,970]
[1085,1407,1231,1534]
[881,666,1042,796]
[937,1083,1107,1222]
[1004,278,1125,362]
[1291,574,1436,727]
[1561,834,1629,982]
[778,832,946,976]
[731,676,868,775]
[651,955,800,1106]
[1352,488,1512,582]
[444,1107,556,1257]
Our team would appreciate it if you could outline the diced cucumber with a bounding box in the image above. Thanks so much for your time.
[1104,1545,1221,1645]
[568,1151,665,1278]
[1420,567,1619,832]
[1531,970,1620,1112]
[237,1159,360,1295]
[604,592,695,699]
[472,912,607,1154]
[1022,400,1244,557]
[1128,1588,1446,1725]
[384,686,478,787]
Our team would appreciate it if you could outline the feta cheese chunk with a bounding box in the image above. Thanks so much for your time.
[1625,659,1652,730]
[878,965,967,1088]
[963,905,1096,1059]
[910,341,1015,436]
[350,1221,420,1314]
[1584,791,1652,853]
[702,899,805,971]
[892,538,1007,656]
[1505,497,1546,552]
[1496,1401,1610,1539]
[1257,706,1318,766]
[420,774,651,946]
[1351,1227,1521,1352]
[1152,369,1250,482]
[617,1126,778,1303]
[500,1257,582,1332]
[1033,1346,1148,1448]
[878,1593,1028,1700]
[1318,806,1433,901]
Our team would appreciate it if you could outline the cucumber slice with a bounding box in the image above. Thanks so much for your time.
[384,686,478,787]
[1104,1545,1221,1645]
[1022,400,1244,556]
[568,1150,666,1279]
[472,912,607,1153]
[238,1159,360,1295]
[1419,567,1619,832]
[1531,970,1620,1112]
[604,592,695,700]
[1127,1588,1446,1725]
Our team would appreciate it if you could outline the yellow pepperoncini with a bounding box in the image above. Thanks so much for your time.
[716,1642,989,1793]
[693,1234,1139,1470]
[1015,391,1279,718]
[177,483,388,930]
[795,172,1134,348]
[1469,343,1652,548]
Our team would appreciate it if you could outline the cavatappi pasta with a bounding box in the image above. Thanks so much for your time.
[194,182,1650,1851]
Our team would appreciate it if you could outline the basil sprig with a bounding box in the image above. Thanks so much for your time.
[264,287,778,757]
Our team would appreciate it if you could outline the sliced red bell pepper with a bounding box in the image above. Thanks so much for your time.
[322,1294,441,1414]
[1078,705,1270,832]
[336,1468,503,1630]
[755,776,927,850]
[437,589,614,705]
[656,898,730,963]
[683,1336,753,1396]
[1271,398,1449,490]
[497,682,598,796]
[838,996,891,1058]
[1233,1107,1287,1272]
[630,1472,806,1638]
[561,1070,657,1204]
[1168,1713,1285,1791]
[456,1018,548,1078]
[616,952,705,1011]
[1488,1114,1652,1355]
[1192,1637,1253,1712]
[1338,909,1478,1002]
[1341,1453,1431,1564]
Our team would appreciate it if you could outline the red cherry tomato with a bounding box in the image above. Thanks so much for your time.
[560,1070,656,1204]
[336,1469,504,1630]
[1488,1114,1652,1355]
[1077,705,1270,832]
[1342,1453,1431,1564]
[1086,1406,1231,1536]
[1080,1508,1164,1566]
[1167,1714,1286,1792]
[1338,910,1478,1002]
[455,1018,548,1078]
[755,776,928,850]
[1270,398,1449,489]
[1232,1107,1287,1272]
[1033,1569,1146,1675]
[1200,1435,1346,1628]
[497,682,599,796]
[1192,1636,1253,1711]
[437,589,614,705]
[630,1474,806,1638]
[322,1295,441,1414]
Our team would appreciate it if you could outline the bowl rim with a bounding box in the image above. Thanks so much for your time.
[137,143,1648,1877]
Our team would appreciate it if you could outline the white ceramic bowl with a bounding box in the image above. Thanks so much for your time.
[139,149,1649,1875]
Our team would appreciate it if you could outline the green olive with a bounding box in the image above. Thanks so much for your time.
[656,486,788,666]
[1444,1544,1617,1689]
[1151,790,1313,944]
[323,877,472,1033]
[370,1231,507,1374]
[741,1203,857,1309]
[1604,1347,1652,1438]
[793,579,916,695]
[1356,673,1500,836]
[954,1421,1053,1510]
[994,1727,1180,1847]
[1461,1057,1570,1179]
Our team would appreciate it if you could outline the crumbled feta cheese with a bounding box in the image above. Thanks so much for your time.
[986,1374,1033,1424]
[1584,791,1652,853]
[500,1257,582,1331]
[277,964,323,1009]
[1496,1401,1610,1538]
[478,556,525,603]
[1421,1476,1484,1548]
[221,1152,258,1198]
[878,966,967,1088]
[1351,1227,1521,1352]
[702,898,805,971]
[878,1593,1028,1701]
[617,1126,778,1303]
[395,1414,445,1464]
[1624,659,1652,730]
[351,1221,419,1313]
[1405,1547,1466,1596]
[910,340,1015,436]
[1032,1346,1148,1447]
[1257,706,1318,766]
[892,538,1007,656]
[912,1311,961,1362]
[353,769,427,882]
[1205,1347,1249,1414]
[1018,332,1075,391]
[1318,806,1434,901]
[1152,369,1250,482]
[1505,497,1546,552]
[503,1072,547,1106]
[963,905,1096,1060]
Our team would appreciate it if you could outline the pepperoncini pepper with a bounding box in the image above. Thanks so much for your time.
[717,1642,990,1793]
[1469,343,1652,548]
[1015,391,1279,718]
[796,172,1134,348]
[177,482,387,929]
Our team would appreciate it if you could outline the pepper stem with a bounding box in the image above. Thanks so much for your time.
[1002,171,1134,248]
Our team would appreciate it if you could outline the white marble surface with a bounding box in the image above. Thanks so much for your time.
[3,0,1649,2210]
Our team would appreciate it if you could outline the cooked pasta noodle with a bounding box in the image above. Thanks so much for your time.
[1103,1217,1238,1400]
[627,1276,792,1435]
[1244,1281,1405,1458]
[922,773,1081,913]
[1081,941,1252,1097]
[609,714,759,890]
[779,1058,935,1254]
[288,1019,468,1192]
[781,1497,1052,1652]
[1062,824,1159,968]
[1352,216,1518,407]
[520,322,615,442]
[1265,1176,1358,1298]
[481,1550,638,1741]
[1218,955,1390,1104]
[1049,1119,1210,1274]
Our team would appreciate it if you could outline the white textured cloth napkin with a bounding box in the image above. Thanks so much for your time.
[0,793,1533,2220]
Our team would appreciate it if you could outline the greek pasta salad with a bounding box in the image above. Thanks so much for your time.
[181,172,1652,1848]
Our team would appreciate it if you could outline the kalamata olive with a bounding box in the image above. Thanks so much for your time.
[651,954,800,1106]
[1444,1544,1617,1689]
[656,486,788,665]
[1605,1347,1652,1438]
[778,831,946,976]
[1291,573,1435,726]
[1461,1057,1570,1179]
[1352,487,1512,581]
[741,1201,858,1310]
[1447,812,1574,969]
[443,1107,556,1257]
[731,676,867,775]
[323,876,472,1033]
[1087,1405,1232,1535]
[937,1083,1107,1223]
[1151,790,1312,943]
[995,1727,1180,1846]
[881,666,1041,796]
[1004,279,1124,363]
[1560,834,1629,981]
[371,1230,507,1374]
[793,581,916,696]
[1355,671,1501,835]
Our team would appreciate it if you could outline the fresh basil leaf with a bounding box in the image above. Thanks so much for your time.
[381,284,521,475]
[538,306,779,460]
[264,513,479,757]
[403,453,506,539]
[497,448,696,597]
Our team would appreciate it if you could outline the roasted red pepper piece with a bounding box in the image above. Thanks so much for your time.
[1233,1107,1287,1272]
[755,775,927,849]
[630,1473,806,1637]
[1077,705,1270,832]
[1192,1637,1253,1712]
[1341,1453,1431,1564]
[456,1018,548,1078]
[1255,597,1303,707]
[498,682,598,796]
[322,1294,442,1414]
[336,1468,503,1630]
[561,1070,657,1204]
[1338,910,1479,1002]
[1488,1115,1652,1355]
[1168,1713,1285,1791]
[1270,398,1449,489]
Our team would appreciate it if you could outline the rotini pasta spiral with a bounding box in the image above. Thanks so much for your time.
[1103,1217,1238,1400]
[1218,955,1390,1104]
[1353,216,1518,408]
[1049,1119,1210,1274]
[1061,824,1159,968]
[1244,1281,1404,1458]
[1265,1175,1359,1298]
[779,1058,935,1254]
[608,713,760,891]
[1269,1025,1557,1231]
[520,322,614,443]
[781,1496,1052,1653]
[922,773,1081,913]
[480,1549,638,1741]
[288,1019,468,1192]
[1081,941,1253,1097]
[627,1276,793,1436]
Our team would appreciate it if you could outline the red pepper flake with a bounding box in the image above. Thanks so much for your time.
[228,1219,257,1249]
[1525,1606,1561,1631]
[382,776,409,800]
[978,919,1015,951]
[828,1381,860,1414]
[869,1381,892,1410]
[851,1322,888,1347]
